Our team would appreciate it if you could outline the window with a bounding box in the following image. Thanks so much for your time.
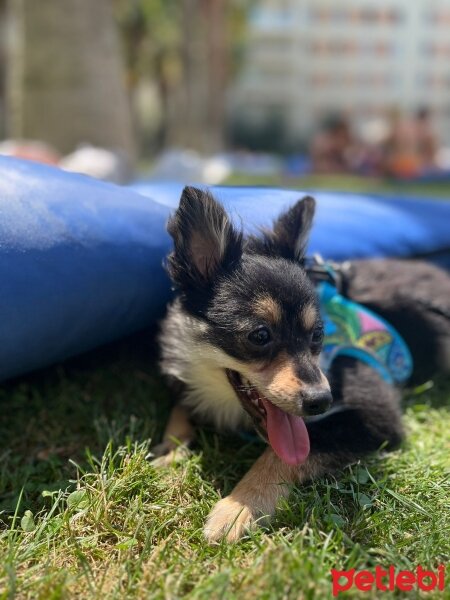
[426,9,450,25]
[308,39,396,57]
[308,7,402,24]
[421,42,450,58]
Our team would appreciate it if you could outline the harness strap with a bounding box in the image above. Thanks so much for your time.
[317,279,413,384]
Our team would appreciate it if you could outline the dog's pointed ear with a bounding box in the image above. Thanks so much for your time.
[256,196,316,261]
[166,186,243,288]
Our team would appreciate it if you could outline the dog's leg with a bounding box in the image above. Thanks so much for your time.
[204,448,350,543]
[205,357,404,543]
[150,404,195,467]
[204,447,296,542]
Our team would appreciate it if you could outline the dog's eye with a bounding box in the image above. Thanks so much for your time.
[310,325,324,347]
[248,326,272,346]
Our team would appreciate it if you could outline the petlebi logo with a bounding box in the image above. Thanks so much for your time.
[331,565,446,596]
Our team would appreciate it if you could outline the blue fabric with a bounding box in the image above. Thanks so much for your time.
[131,182,450,266]
[0,158,173,381]
[1,156,449,381]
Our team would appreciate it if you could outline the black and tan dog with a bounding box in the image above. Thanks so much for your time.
[155,186,450,542]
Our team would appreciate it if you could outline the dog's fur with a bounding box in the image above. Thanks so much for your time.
[156,186,450,542]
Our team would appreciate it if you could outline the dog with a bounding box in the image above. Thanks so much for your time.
[155,185,450,542]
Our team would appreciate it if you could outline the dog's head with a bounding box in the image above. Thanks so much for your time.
[166,186,332,465]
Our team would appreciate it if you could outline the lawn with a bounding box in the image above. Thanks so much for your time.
[1,175,449,599]
[225,173,450,199]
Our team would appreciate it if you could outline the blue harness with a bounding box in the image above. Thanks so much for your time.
[318,280,412,383]
[312,260,413,384]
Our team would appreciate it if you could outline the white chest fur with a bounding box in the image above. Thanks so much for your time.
[159,302,251,431]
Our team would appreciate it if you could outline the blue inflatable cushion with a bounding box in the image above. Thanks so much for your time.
[0,156,449,381]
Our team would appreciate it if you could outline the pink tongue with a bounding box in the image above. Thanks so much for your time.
[262,398,310,465]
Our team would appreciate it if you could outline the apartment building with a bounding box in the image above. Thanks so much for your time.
[232,0,450,142]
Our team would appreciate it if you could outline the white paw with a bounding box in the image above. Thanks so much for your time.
[147,443,190,468]
[204,496,258,543]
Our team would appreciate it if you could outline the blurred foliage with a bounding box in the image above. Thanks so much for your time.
[113,0,181,88]
[229,111,287,154]
[112,0,252,152]
[228,109,307,154]
[228,109,287,153]
[113,0,249,90]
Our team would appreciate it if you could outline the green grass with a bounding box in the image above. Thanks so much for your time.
[0,344,448,599]
[1,175,450,598]
[224,173,450,199]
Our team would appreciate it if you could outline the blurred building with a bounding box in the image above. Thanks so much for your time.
[231,0,450,147]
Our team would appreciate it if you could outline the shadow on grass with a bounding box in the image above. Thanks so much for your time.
[0,329,169,518]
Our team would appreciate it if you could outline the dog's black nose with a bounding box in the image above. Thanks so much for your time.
[302,390,332,416]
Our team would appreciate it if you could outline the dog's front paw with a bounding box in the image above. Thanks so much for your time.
[204,496,257,543]
[147,441,190,468]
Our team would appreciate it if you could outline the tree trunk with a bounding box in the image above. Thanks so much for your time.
[168,0,227,153]
[6,0,135,159]
[0,0,7,137]
[203,0,228,153]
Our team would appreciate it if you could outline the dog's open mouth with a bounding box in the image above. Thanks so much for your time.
[226,369,310,466]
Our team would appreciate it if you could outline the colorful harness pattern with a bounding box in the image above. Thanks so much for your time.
[318,281,413,384]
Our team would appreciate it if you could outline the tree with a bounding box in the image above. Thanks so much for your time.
[115,0,247,154]
[0,0,6,137]
[6,0,135,159]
